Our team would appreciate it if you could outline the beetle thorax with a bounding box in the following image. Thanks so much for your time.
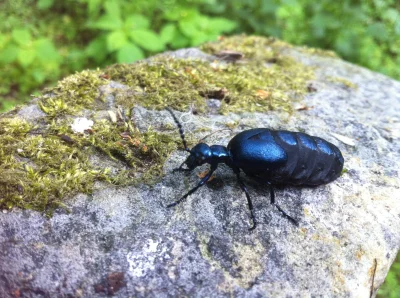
[185,143,230,169]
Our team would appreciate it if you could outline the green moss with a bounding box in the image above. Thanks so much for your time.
[299,46,338,58]
[326,76,357,89]
[34,35,315,117]
[0,115,179,214]
[201,35,293,60]
[38,70,103,117]
[106,62,207,112]
[0,35,317,214]
[225,121,240,130]
[105,35,314,114]
[86,119,178,184]
[0,118,104,212]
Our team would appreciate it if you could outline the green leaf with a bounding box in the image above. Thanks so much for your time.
[104,0,121,18]
[208,18,237,33]
[164,8,198,21]
[192,14,209,30]
[0,34,7,48]
[65,48,86,71]
[12,29,31,46]
[88,0,101,17]
[367,22,389,42]
[191,32,216,46]
[130,29,165,52]
[32,69,46,83]
[384,8,400,23]
[310,14,327,38]
[163,8,183,21]
[261,1,278,13]
[1,100,16,112]
[107,31,128,51]
[395,21,400,35]
[160,24,177,44]
[125,14,150,30]
[178,19,198,38]
[86,36,107,60]
[116,43,144,63]
[0,44,19,63]
[276,2,302,19]
[34,38,60,62]
[90,15,123,30]
[170,31,190,49]
[37,0,54,9]
[335,33,356,58]
[17,48,36,67]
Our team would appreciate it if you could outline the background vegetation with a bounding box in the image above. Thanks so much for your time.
[0,0,399,295]
[1,0,400,112]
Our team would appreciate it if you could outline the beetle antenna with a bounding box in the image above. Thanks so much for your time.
[166,107,190,152]
[197,128,233,143]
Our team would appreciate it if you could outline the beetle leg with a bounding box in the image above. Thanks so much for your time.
[267,182,299,226]
[235,173,257,231]
[172,161,191,172]
[167,165,217,208]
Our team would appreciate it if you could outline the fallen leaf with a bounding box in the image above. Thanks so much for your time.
[199,88,228,100]
[255,90,270,99]
[215,50,244,62]
[331,133,356,146]
[108,110,117,123]
[198,170,216,181]
[307,84,317,92]
[295,104,314,111]
[99,74,110,80]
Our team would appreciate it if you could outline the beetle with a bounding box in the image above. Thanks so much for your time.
[166,108,344,230]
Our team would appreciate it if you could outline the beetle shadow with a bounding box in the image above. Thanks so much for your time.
[241,177,307,227]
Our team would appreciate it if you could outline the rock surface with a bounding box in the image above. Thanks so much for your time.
[1,42,400,298]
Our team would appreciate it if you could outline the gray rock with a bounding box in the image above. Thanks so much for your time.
[163,47,215,61]
[98,80,129,109]
[16,100,47,122]
[1,44,399,298]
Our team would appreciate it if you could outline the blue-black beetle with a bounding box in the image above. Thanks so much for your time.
[166,108,344,230]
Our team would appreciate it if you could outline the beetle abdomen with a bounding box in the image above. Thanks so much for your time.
[271,131,344,185]
[228,129,344,186]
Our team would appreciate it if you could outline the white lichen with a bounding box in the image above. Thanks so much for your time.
[71,117,94,133]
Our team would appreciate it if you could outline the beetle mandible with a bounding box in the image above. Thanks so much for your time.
[166,108,344,230]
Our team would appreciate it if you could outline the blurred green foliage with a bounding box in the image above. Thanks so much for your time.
[1,0,400,112]
[218,0,400,79]
[378,253,400,298]
[0,0,399,295]
[0,0,236,110]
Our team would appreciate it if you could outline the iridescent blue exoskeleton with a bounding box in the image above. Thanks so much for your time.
[166,108,344,230]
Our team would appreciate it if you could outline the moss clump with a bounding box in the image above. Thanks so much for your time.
[0,115,178,214]
[85,119,177,183]
[105,35,314,114]
[106,61,207,112]
[38,70,103,118]
[201,35,293,60]
[326,76,357,89]
[0,117,105,212]
[299,46,338,58]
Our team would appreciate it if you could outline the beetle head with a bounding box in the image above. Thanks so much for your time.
[184,143,211,170]
[166,108,214,171]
